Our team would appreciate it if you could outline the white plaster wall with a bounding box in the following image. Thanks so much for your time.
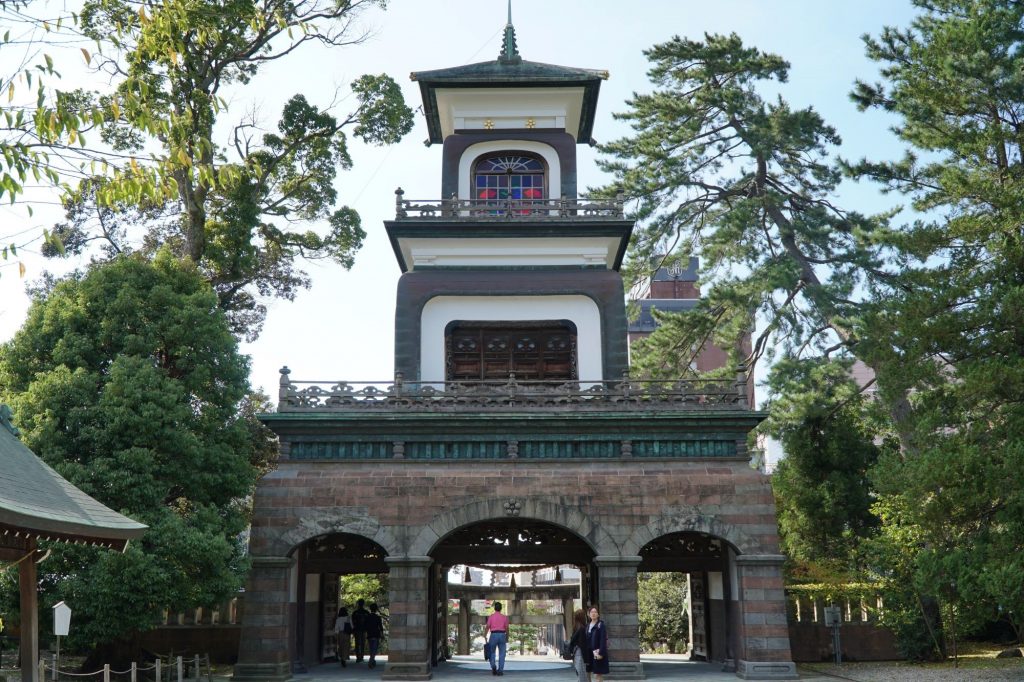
[436,87,584,140]
[403,236,619,269]
[420,295,603,383]
[457,140,561,200]
[708,571,724,600]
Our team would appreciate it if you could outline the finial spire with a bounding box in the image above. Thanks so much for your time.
[498,0,522,64]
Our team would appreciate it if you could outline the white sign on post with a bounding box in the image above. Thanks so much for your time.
[823,606,842,628]
[53,602,71,636]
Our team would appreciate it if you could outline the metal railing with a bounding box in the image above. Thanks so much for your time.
[393,188,625,220]
[276,368,750,412]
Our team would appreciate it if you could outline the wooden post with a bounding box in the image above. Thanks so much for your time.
[155,658,162,682]
[457,599,470,655]
[176,656,183,682]
[102,665,110,682]
[51,654,56,681]
[20,539,38,682]
[192,656,199,682]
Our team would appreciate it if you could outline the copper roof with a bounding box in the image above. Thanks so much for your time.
[0,406,147,550]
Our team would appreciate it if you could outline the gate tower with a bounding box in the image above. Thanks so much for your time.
[234,12,796,682]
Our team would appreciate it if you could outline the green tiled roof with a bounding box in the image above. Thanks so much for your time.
[0,406,146,549]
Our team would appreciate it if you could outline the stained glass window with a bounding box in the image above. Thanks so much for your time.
[473,154,546,204]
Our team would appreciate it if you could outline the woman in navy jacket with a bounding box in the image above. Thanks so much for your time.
[586,605,609,681]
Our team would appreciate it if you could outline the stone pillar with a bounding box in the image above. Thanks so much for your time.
[234,556,294,682]
[19,539,38,682]
[382,556,433,681]
[734,555,797,680]
[457,599,470,655]
[594,555,644,680]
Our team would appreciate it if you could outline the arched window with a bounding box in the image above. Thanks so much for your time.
[474,153,546,203]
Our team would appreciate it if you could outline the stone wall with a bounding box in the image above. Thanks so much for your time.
[237,456,795,679]
[248,459,780,558]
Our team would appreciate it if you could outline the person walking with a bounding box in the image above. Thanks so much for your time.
[366,603,385,669]
[567,608,591,682]
[586,605,609,682]
[351,598,369,663]
[333,606,353,667]
[484,601,509,676]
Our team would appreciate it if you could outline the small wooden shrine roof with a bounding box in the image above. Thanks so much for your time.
[0,406,146,551]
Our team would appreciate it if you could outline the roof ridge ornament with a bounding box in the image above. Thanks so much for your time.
[0,404,20,436]
[498,0,522,65]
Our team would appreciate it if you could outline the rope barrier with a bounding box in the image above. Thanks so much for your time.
[36,653,211,682]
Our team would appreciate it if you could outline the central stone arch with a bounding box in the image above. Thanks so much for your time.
[409,497,616,557]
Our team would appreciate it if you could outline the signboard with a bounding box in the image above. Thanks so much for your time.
[53,601,71,636]
[823,606,842,628]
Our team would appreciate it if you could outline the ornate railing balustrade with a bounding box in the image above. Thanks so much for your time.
[276,367,750,412]
[393,188,625,220]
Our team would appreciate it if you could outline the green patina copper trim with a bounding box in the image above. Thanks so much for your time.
[288,439,737,461]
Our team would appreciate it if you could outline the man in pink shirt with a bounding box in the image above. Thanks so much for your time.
[484,601,510,676]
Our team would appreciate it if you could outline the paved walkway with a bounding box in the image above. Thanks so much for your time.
[292,654,836,681]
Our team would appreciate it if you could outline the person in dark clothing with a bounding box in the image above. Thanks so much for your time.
[366,602,385,669]
[351,599,369,663]
[333,606,353,667]
[567,608,592,682]
[586,606,609,682]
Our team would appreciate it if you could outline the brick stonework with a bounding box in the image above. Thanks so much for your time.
[734,555,798,679]
[236,457,794,680]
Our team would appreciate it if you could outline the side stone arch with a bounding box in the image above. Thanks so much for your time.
[408,497,618,557]
[623,509,760,556]
[264,507,399,557]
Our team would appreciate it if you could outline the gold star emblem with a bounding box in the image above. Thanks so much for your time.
[525,118,536,129]
[483,119,494,130]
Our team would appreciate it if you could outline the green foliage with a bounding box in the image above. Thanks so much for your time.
[848,0,1024,645]
[598,33,891,379]
[767,358,884,577]
[340,574,389,612]
[48,0,414,338]
[0,254,270,648]
[637,572,688,653]
[508,623,539,655]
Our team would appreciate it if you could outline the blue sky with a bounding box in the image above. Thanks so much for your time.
[0,0,921,404]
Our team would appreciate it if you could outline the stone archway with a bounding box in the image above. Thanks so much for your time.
[266,507,400,559]
[623,508,760,557]
[409,496,616,557]
[290,532,390,668]
[410,498,608,670]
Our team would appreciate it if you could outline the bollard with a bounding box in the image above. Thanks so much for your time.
[131,662,137,682]
[52,654,57,681]
[156,659,162,682]
[39,660,46,682]
[176,657,183,682]
[192,657,199,682]
[103,664,110,682]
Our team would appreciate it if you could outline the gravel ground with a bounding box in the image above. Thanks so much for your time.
[800,660,1024,681]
